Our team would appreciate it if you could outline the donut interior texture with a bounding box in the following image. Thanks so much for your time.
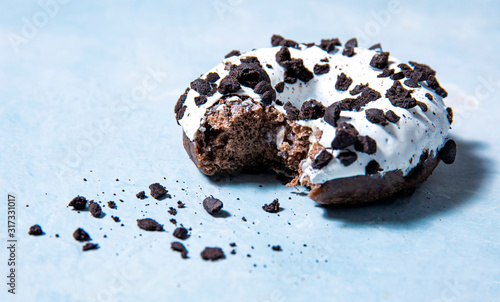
[175,35,457,205]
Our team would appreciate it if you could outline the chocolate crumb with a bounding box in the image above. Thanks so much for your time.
[284,101,300,120]
[366,160,383,175]
[365,108,388,126]
[177,201,185,208]
[324,103,341,127]
[194,95,208,106]
[230,242,236,247]
[107,201,116,209]
[73,228,91,242]
[355,136,377,154]
[335,73,353,91]
[319,38,341,53]
[311,150,333,169]
[136,191,146,200]
[313,64,330,75]
[350,83,369,96]
[438,139,457,164]
[426,75,448,97]
[203,196,223,214]
[370,52,390,69]
[331,122,359,149]
[224,50,241,58]
[168,207,177,216]
[417,101,428,112]
[89,201,102,218]
[137,218,163,231]
[190,78,212,95]
[206,72,220,83]
[391,72,405,80]
[82,243,98,251]
[425,93,434,101]
[262,199,280,213]
[378,68,394,78]
[272,245,282,251]
[385,81,417,109]
[345,38,358,48]
[241,217,247,222]
[169,218,177,225]
[149,183,167,200]
[446,107,453,124]
[337,151,358,166]
[299,99,325,120]
[201,247,225,261]
[174,88,189,116]
[28,224,44,236]
[173,227,189,240]
[385,110,400,123]
[111,216,120,222]
[369,43,382,52]
[271,34,298,48]
[217,76,241,94]
[171,242,188,258]
[342,47,356,57]
[275,81,285,93]
[230,249,236,255]
[68,196,87,210]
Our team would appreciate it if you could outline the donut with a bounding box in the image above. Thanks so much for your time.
[174,35,456,205]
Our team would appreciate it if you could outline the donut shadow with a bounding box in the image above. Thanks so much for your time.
[318,138,490,225]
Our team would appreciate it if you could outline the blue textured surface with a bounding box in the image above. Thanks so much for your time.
[0,1,499,301]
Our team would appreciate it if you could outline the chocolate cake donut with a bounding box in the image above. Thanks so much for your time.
[174,35,456,205]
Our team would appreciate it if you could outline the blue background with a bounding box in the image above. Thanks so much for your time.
[0,1,499,301]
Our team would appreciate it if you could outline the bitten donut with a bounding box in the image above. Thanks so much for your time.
[174,35,456,205]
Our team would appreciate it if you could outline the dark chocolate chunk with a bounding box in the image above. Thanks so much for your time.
[82,243,98,251]
[342,47,356,57]
[254,81,272,94]
[201,247,225,261]
[398,63,413,77]
[284,101,300,120]
[194,95,208,106]
[331,122,359,149]
[176,105,187,122]
[417,101,428,112]
[68,196,87,210]
[217,76,241,94]
[229,62,270,88]
[337,151,358,166]
[438,139,457,164]
[174,88,189,115]
[313,63,330,75]
[369,52,390,69]
[365,160,383,175]
[355,135,377,154]
[275,46,291,65]
[173,227,188,240]
[149,183,167,200]
[203,196,223,214]
[324,103,341,127]
[190,79,212,95]
[111,215,120,222]
[177,201,185,208]
[281,58,314,83]
[262,199,280,213]
[338,98,362,111]
[350,83,369,96]
[409,61,436,82]
[224,50,240,58]
[168,207,177,216]
[271,34,298,48]
[240,56,261,65]
[369,43,382,52]
[169,218,177,225]
[426,75,448,97]
[391,72,405,80]
[378,68,394,78]
[425,93,434,101]
[385,81,417,109]
[137,218,163,231]
[136,191,146,200]
[319,38,341,53]
[89,201,102,218]
[261,89,276,105]
[446,107,453,124]
[206,72,220,83]
[311,150,333,169]
[385,110,400,123]
[404,70,421,88]
[365,108,388,126]
[299,99,325,120]
[335,73,353,91]
[171,242,188,258]
[28,224,44,236]
[345,38,358,48]
[272,245,282,251]
[107,201,116,209]
[358,88,382,104]
[73,228,91,242]
[275,81,285,93]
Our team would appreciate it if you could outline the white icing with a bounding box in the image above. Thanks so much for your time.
[178,44,451,184]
